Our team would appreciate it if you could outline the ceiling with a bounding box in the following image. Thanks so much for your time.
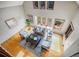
[0,1,24,8]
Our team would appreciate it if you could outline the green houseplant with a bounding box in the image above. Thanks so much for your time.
[25,19,33,32]
[25,19,32,26]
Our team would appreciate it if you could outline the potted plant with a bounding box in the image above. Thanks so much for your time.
[25,19,33,32]
[25,19,32,26]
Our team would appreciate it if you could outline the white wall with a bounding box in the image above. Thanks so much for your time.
[62,8,79,56]
[23,1,78,34]
[61,38,79,57]
[0,1,23,8]
[0,5,25,44]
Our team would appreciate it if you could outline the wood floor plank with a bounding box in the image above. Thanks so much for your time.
[1,32,36,57]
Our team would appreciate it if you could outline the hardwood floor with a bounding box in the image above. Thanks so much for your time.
[1,33,36,57]
[1,32,64,57]
[48,46,64,57]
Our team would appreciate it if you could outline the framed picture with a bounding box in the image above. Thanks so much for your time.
[33,1,38,9]
[54,18,65,29]
[39,1,45,9]
[47,18,52,27]
[65,22,74,39]
[47,1,54,10]
[37,17,42,25]
[41,17,46,25]
[5,18,17,29]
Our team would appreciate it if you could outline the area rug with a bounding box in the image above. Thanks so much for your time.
[19,39,42,57]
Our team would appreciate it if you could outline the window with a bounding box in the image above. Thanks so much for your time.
[33,1,54,10]
[65,22,74,39]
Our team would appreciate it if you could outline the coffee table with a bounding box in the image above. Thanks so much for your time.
[26,33,43,49]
